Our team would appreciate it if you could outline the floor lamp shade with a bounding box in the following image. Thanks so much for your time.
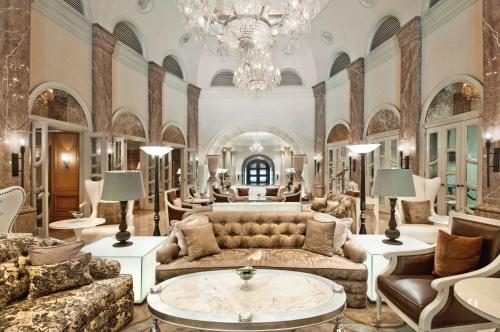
[101,171,145,247]
[372,168,415,245]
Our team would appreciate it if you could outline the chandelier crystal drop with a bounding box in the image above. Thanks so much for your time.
[233,47,282,92]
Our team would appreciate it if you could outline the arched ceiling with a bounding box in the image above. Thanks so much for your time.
[88,0,424,86]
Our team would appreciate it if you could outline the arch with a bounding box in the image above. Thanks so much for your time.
[162,54,184,80]
[327,121,350,144]
[29,81,92,131]
[365,104,400,137]
[368,15,401,52]
[280,69,303,86]
[205,122,307,157]
[422,0,443,13]
[112,108,148,141]
[329,52,351,78]
[113,20,145,56]
[210,70,235,87]
[161,123,186,146]
[242,154,275,186]
[62,0,87,16]
[421,75,483,127]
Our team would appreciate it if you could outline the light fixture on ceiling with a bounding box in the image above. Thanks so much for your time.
[249,132,264,153]
[461,83,481,101]
[234,47,281,92]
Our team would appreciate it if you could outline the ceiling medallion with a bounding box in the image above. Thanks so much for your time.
[176,0,319,92]
[179,33,192,47]
[320,31,333,45]
[136,0,154,13]
[359,0,378,8]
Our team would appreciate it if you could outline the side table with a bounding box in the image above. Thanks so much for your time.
[353,234,431,301]
[49,217,105,241]
[83,236,167,303]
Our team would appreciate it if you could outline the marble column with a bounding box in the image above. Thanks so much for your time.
[347,58,365,186]
[313,82,326,196]
[0,0,35,232]
[148,62,165,145]
[92,24,117,139]
[476,0,500,218]
[187,84,201,150]
[396,17,422,174]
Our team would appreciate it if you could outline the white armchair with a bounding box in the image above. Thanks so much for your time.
[80,180,135,243]
[396,175,447,244]
[0,186,26,233]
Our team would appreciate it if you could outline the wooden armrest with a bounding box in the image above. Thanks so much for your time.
[431,255,500,291]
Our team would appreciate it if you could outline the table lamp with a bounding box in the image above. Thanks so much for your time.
[101,171,145,247]
[140,146,173,236]
[372,168,415,245]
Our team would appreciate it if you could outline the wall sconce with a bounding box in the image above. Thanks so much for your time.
[61,154,70,168]
[485,133,500,187]
[313,154,322,173]
[11,138,26,188]
[399,146,410,170]
[348,152,357,178]
[107,143,113,171]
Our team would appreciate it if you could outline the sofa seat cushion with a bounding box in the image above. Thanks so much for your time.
[0,275,132,331]
[377,274,437,323]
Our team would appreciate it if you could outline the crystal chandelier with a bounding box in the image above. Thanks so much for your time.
[249,132,264,153]
[234,47,281,92]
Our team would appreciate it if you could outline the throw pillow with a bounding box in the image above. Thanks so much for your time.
[237,187,249,196]
[402,200,432,224]
[26,253,93,299]
[173,198,183,208]
[311,197,328,211]
[181,223,221,261]
[313,213,353,256]
[303,219,335,257]
[433,230,483,277]
[265,187,279,197]
[28,240,85,265]
[325,200,340,213]
[172,215,210,256]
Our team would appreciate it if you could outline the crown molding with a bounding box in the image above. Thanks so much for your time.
[165,73,188,93]
[365,37,400,73]
[422,0,479,37]
[113,43,148,76]
[200,86,314,100]
[32,0,91,43]
[325,70,349,91]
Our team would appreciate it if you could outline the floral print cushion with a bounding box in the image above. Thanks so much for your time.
[0,255,30,307]
[26,253,93,299]
[0,275,133,332]
[88,256,120,280]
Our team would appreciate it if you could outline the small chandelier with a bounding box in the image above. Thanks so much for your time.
[250,142,264,153]
[461,83,481,101]
[234,47,281,92]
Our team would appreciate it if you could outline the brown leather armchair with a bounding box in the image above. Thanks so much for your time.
[282,184,302,202]
[164,189,192,227]
[376,212,500,332]
[213,191,232,203]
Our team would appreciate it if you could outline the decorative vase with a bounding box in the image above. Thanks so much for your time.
[236,266,257,291]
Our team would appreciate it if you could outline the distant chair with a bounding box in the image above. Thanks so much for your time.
[0,186,26,233]
[80,180,134,243]
[283,185,302,202]
[213,191,232,203]
[164,189,192,227]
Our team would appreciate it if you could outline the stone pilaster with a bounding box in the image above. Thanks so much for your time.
[313,82,326,196]
[187,84,201,150]
[347,58,365,186]
[396,17,422,174]
[476,0,500,218]
[92,24,117,139]
[148,62,165,145]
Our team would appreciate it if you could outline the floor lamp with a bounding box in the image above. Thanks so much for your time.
[140,146,173,236]
[346,144,380,234]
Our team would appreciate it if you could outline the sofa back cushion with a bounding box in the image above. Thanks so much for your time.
[205,211,312,249]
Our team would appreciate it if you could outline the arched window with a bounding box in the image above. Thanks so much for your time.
[280,69,302,86]
[242,155,275,186]
[329,53,350,78]
[370,16,401,52]
[162,55,184,80]
[429,0,442,8]
[62,0,85,15]
[113,21,143,55]
[31,88,88,127]
[210,70,235,87]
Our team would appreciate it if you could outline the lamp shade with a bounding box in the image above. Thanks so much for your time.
[101,171,145,201]
[347,144,380,154]
[372,168,416,197]
[140,146,173,157]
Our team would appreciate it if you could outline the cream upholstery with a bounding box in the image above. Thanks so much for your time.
[396,175,446,244]
[0,186,26,233]
[81,180,135,243]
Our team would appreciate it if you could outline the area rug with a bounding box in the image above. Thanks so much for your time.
[123,302,408,332]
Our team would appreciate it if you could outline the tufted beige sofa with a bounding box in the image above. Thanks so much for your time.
[156,211,368,308]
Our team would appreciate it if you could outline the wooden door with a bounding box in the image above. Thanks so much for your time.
[49,132,80,222]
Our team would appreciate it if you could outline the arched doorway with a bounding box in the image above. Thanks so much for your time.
[242,155,275,186]
[421,77,483,215]
[111,109,147,171]
[326,121,350,194]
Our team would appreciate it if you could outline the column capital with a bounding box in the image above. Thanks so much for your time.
[396,16,422,49]
[92,24,117,55]
[347,58,365,81]
[148,61,165,82]
[312,81,326,98]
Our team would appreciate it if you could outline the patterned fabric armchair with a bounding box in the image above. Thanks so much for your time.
[0,233,133,331]
[312,194,356,221]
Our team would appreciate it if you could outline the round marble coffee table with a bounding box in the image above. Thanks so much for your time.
[49,217,105,241]
[454,278,500,325]
[148,269,346,331]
